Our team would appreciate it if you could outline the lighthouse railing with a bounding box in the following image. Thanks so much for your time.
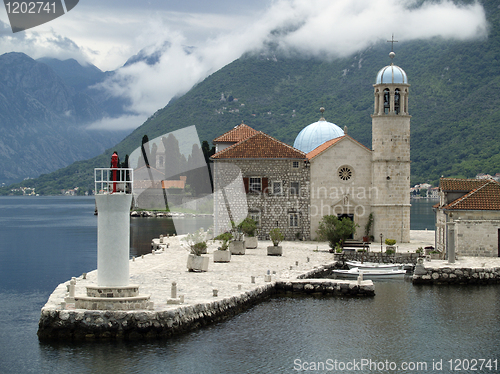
[94,168,134,195]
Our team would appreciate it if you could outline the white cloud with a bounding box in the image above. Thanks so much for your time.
[86,114,148,131]
[0,0,488,131]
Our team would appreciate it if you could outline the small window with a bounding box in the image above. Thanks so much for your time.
[292,161,300,169]
[272,181,282,195]
[290,181,300,195]
[249,177,261,192]
[289,213,299,227]
[249,212,261,226]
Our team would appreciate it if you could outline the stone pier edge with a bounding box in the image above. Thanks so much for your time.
[37,262,374,341]
[412,266,500,285]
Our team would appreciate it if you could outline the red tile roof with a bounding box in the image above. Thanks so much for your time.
[213,123,259,143]
[439,178,487,192]
[443,180,500,210]
[211,132,306,159]
[306,135,371,160]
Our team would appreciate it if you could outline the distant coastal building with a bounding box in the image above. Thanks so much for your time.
[212,51,411,242]
[434,178,500,257]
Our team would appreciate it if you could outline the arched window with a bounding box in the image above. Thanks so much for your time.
[383,89,390,114]
[394,89,401,114]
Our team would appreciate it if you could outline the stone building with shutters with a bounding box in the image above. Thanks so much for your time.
[212,127,311,240]
[211,51,411,242]
[435,178,500,257]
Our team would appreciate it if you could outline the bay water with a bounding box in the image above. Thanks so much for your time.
[1,196,499,373]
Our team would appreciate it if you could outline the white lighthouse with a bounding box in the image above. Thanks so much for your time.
[74,167,151,310]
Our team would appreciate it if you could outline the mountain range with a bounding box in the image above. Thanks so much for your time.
[1,0,500,195]
[0,52,133,185]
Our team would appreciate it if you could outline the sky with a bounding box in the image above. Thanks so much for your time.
[0,0,489,131]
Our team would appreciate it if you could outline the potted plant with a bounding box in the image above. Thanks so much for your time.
[430,250,441,260]
[229,224,246,255]
[239,217,258,249]
[363,213,373,242]
[213,232,232,263]
[267,228,284,256]
[385,238,396,255]
[183,228,209,272]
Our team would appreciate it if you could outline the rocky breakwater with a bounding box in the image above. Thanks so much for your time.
[412,258,500,285]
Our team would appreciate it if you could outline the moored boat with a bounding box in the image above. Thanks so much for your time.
[346,260,403,271]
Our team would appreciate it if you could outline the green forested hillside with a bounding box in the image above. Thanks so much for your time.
[4,0,500,195]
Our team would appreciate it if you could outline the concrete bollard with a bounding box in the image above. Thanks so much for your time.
[69,277,76,297]
[171,282,177,299]
[238,284,242,290]
[160,234,164,244]
[251,276,255,283]
[213,289,218,297]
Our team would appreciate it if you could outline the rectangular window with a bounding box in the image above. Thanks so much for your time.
[249,212,261,226]
[290,181,300,196]
[272,181,282,195]
[289,213,299,227]
[249,177,262,192]
[292,161,300,169]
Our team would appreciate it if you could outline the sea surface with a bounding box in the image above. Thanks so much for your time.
[1,196,499,374]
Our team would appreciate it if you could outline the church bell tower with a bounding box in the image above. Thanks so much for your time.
[371,49,411,243]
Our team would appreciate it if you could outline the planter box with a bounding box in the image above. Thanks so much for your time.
[187,254,209,272]
[245,237,258,249]
[230,241,246,255]
[213,250,231,263]
[430,253,441,260]
[267,245,282,256]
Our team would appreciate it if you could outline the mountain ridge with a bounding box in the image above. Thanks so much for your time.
[1,0,499,194]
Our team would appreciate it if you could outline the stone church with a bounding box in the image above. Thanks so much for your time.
[211,52,411,243]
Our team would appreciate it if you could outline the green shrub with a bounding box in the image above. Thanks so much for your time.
[269,228,284,246]
[385,238,396,246]
[316,215,359,249]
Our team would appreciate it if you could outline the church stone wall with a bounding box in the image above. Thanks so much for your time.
[309,138,373,240]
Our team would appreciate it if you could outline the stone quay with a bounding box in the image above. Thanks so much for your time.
[412,257,500,285]
[37,237,374,341]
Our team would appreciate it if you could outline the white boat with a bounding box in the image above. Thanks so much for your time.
[346,260,402,271]
[333,267,407,280]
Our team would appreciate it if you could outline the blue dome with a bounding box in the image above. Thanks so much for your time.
[293,119,344,154]
[376,64,408,84]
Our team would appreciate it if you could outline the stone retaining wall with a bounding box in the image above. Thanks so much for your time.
[412,267,500,285]
[276,279,375,297]
[38,284,276,340]
[334,252,419,265]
